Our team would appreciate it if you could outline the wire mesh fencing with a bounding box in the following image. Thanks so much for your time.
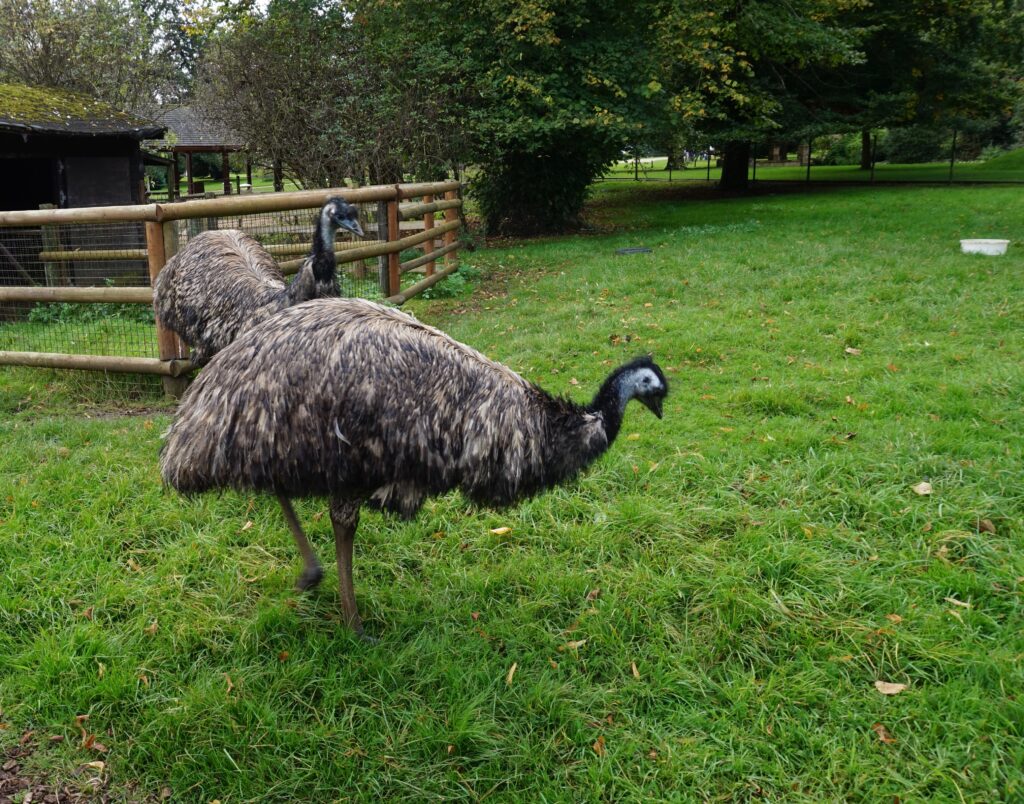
[0,181,464,396]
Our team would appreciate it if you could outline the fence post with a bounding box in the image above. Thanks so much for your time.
[147,220,190,398]
[443,188,459,271]
[376,200,389,296]
[38,204,69,287]
[387,186,402,297]
[948,129,957,184]
[422,193,435,277]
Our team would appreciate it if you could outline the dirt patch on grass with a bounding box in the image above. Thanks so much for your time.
[1,741,166,804]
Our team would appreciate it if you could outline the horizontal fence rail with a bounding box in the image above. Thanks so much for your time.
[0,180,464,395]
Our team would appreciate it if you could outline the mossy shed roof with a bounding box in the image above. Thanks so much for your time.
[0,83,164,139]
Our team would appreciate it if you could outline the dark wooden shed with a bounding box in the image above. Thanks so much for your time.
[0,84,164,293]
[0,83,164,212]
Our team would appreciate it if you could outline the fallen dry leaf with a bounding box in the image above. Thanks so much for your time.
[559,639,588,652]
[912,481,933,496]
[944,596,971,609]
[586,588,602,602]
[224,674,234,695]
[83,760,106,772]
[548,658,558,669]
[978,519,996,534]
[240,520,254,532]
[871,723,897,744]
[569,377,580,386]
[885,614,903,624]
[489,526,512,536]
[81,606,94,620]
[160,786,172,800]
[844,347,862,356]
[278,651,289,662]
[505,662,518,685]
[626,432,641,440]
[631,662,640,679]
[144,620,158,636]
[874,680,908,695]
[593,735,606,756]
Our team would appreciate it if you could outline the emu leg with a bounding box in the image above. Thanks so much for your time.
[276,494,323,591]
[329,498,364,635]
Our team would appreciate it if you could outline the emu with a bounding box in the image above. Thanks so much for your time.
[153,197,363,367]
[160,298,668,636]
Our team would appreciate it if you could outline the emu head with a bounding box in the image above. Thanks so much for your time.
[323,197,364,238]
[614,356,669,419]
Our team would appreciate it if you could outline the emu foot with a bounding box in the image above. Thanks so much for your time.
[295,564,324,591]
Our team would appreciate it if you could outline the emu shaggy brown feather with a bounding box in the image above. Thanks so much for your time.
[160,298,668,636]
[153,198,361,367]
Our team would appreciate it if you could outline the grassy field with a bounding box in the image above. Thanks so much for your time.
[1,183,1022,800]
[606,149,1024,184]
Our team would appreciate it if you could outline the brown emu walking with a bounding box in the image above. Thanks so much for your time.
[160,298,668,636]
[153,197,363,367]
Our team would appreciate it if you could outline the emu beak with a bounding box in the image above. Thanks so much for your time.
[341,218,365,239]
[641,396,664,419]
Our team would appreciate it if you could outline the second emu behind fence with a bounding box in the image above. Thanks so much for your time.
[153,197,364,367]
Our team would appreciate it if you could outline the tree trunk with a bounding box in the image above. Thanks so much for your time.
[719,141,750,191]
[665,145,680,172]
[272,159,284,192]
[860,129,873,171]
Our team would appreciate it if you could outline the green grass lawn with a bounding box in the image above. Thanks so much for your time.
[606,149,1024,183]
[1,183,1022,800]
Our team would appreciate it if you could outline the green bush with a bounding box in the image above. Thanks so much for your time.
[812,133,864,166]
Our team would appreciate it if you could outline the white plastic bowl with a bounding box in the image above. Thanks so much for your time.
[960,238,1010,255]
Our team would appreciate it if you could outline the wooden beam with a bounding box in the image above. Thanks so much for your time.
[400,240,461,275]
[0,350,191,376]
[386,264,459,305]
[0,286,153,303]
[397,198,462,221]
[153,180,460,222]
[38,248,148,262]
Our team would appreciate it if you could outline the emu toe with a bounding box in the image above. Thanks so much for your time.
[295,564,324,591]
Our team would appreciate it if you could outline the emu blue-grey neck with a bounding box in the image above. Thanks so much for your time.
[310,207,339,282]
[588,369,634,444]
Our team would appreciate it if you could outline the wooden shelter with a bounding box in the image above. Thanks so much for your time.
[150,106,247,198]
[0,83,164,212]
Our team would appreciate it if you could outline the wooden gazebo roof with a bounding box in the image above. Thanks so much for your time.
[151,106,243,153]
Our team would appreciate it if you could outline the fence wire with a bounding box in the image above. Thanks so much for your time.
[0,194,444,393]
[0,220,158,397]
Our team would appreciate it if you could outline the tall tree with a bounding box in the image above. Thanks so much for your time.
[363,0,662,234]
[652,0,862,189]
[0,0,186,112]
[196,0,467,188]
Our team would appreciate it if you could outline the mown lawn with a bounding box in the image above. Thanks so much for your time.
[1,183,1022,800]
[605,149,1024,183]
